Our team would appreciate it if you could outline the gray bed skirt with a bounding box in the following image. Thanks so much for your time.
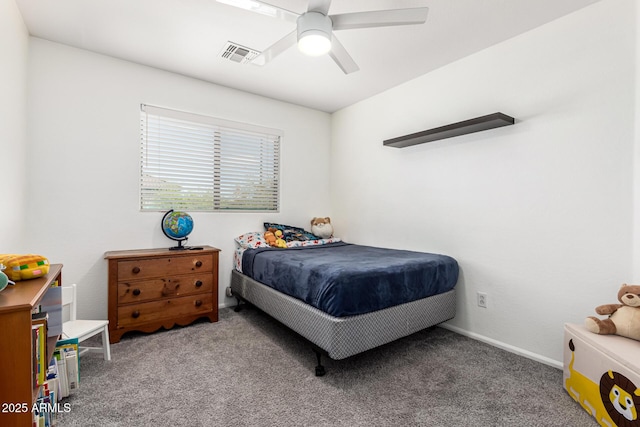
[230,269,456,360]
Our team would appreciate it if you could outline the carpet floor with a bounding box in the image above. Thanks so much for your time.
[57,306,594,427]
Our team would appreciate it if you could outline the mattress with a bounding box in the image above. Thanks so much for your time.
[241,242,459,317]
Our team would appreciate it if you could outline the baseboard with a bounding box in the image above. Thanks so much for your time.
[440,323,562,370]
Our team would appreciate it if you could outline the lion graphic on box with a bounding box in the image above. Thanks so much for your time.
[565,339,640,427]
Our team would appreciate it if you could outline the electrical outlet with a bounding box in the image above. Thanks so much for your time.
[477,292,488,308]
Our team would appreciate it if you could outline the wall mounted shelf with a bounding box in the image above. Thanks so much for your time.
[383,112,515,148]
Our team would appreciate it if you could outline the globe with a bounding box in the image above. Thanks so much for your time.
[162,210,194,250]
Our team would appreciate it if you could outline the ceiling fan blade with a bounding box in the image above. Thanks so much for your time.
[216,0,299,24]
[307,0,332,15]
[251,30,297,66]
[331,7,429,31]
[328,34,359,74]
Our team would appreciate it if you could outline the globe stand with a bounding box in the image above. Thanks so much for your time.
[169,239,188,251]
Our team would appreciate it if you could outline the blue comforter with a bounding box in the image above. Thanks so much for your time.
[241,242,458,317]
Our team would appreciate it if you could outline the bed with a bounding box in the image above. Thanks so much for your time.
[231,229,459,376]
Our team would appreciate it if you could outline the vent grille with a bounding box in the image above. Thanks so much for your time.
[220,42,260,64]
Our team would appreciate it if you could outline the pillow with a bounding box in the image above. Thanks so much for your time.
[263,222,319,242]
[0,254,50,281]
[234,232,268,249]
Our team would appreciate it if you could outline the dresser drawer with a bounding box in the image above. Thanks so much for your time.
[117,275,213,304]
[117,254,213,281]
[117,294,213,328]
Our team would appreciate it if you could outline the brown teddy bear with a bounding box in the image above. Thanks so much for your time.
[585,284,640,341]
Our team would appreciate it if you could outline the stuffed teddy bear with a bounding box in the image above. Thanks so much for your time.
[311,217,333,239]
[584,283,640,341]
[264,228,286,248]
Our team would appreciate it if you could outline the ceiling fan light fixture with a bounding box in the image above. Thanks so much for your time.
[297,12,332,56]
[298,31,331,56]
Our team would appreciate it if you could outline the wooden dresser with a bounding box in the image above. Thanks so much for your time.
[105,246,219,343]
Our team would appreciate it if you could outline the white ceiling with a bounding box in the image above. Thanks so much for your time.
[15,0,600,113]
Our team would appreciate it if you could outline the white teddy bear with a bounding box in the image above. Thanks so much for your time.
[311,217,334,239]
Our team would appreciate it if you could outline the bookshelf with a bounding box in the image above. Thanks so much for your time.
[0,264,62,427]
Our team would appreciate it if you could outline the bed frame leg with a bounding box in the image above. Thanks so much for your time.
[314,350,326,377]
[233,296,243,312]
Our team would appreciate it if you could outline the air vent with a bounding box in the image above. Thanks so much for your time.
[219,42,260,64]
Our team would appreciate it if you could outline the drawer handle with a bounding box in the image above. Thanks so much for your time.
[132,267,141,274]
[195,261,203,268]
[132,310,140,318]
[195,280,203,287]
[132,289,141,296]
[194,300,202,307]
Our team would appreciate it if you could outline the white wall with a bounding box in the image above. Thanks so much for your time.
[9,0,639,367]
[25,39,332,319]
[0,0,29,250]
[634,2,640,280]
[331,0,636,365]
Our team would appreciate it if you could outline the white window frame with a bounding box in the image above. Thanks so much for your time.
[140,104,281,212]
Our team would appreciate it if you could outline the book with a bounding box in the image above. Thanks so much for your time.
[54,338,80,395]
[32,321,47,387]
[35,378,64,426]
[46,357,61,401]
[32,327,40,387]
[32,312,49,340]
[53,351,69,398]
[64,350,78,391]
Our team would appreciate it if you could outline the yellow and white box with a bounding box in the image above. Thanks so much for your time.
[564,323,640,427]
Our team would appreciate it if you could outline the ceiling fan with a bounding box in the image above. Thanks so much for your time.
[216,0,429,74]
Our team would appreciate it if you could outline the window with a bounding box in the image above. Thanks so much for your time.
[140,104,281,212]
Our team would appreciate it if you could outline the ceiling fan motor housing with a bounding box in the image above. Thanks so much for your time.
[297,11,333,56]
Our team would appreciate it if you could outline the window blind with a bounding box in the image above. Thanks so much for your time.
[140,104,281,212]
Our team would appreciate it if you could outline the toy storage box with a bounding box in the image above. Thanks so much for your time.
[563,323,640,427]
